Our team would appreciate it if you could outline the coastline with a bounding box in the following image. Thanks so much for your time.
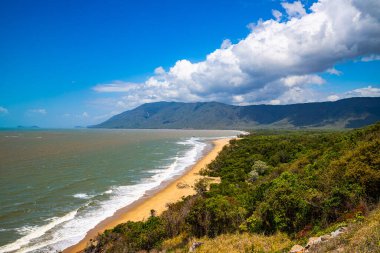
[64,137,231,253]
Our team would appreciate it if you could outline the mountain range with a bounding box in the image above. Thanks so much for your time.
[91,97,380,129]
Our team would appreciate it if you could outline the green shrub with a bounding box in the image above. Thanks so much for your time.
[186,195,247,237]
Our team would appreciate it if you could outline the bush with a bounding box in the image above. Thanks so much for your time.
[251,160,269,175]
[186,195,247,237]
[252,172,313,233]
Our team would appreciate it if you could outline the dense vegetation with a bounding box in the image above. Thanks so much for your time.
[85,122,380,253]
[92,97,380,129]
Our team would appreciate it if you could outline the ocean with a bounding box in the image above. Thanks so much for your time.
[0,129,241,253]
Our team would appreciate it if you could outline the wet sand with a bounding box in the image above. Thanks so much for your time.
[64,138,231,253]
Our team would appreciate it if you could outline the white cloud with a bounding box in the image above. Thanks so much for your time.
[273,87,319,104]
[82,112,89,118]
[361,54,380,62]
[29,109,47,115]
[327,95,340,101]
[281,1,306,18]
[326,68,343,76]
[154,66,165,75]
[345,86,380,97]
[326,85,380,101]
[273,84,380,105]
[272,9,283,21]
[93,81,140,92]
[221,39,232,49]
[0,106,8,114]
[281,75,325,87]
[269,99,281,105]
[93,0,380,108]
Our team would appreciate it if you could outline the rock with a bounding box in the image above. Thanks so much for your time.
[305,237,322,248]
[320,234,332,241]
[177,182,190,189]
[189,241,203,252]
[331,227,347,238]
[88,239,98,247]
[289,244,305,253]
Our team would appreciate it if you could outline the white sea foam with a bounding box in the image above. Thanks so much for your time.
[0,137,210,253]
[15,226,39,236]
[73,193,93,199]
[104,190,113,194]
[0,210,77,253]
[0,228,14,233]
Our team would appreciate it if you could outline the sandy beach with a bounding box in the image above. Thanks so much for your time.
[64,138,231,253]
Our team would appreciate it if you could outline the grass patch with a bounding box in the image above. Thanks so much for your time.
[189,233,292,253]
[309,205,380,252]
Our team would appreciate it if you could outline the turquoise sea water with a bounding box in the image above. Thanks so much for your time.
[0,129,241,253]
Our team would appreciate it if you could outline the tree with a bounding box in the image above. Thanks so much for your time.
[251,160,269,175]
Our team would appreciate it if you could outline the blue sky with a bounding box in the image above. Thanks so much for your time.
[0,0,379,128]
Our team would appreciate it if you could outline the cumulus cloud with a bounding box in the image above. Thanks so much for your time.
[326,86,380,101]
[344,86,380,97]
[281,1,307,18]
[272,9,283,21]
[93,0,380,108]
[282,75,325,87]
[221,39,232,49]
[154,66,166,75]
[327,95,340,101]
[281,84,380,104]
[0,106,8,114]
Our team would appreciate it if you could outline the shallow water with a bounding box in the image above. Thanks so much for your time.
[0,129,240,253]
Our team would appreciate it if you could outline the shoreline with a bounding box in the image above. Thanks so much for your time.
[64,137,231,253]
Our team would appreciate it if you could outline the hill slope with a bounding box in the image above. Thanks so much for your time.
[92,97,380,129]
[84,122,380,253]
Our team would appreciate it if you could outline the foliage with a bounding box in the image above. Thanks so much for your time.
[251,160,269,175]
[194,178,209,196]
[86,216,166,252]
[85,122,380,253]
[186,195,247,237]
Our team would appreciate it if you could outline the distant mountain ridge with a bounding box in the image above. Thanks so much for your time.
[91,97,380,129]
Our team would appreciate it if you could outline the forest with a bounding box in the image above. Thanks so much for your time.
[85,122,380,252]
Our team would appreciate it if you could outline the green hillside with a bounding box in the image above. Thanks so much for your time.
[92,97,380,129]
[84,122,380,253]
